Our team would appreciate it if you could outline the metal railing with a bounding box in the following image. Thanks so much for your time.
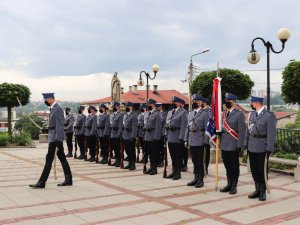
[275,128,300,154]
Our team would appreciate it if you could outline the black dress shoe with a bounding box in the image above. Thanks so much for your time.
[29,182,45,189]
[146,167,153,174]
[123,164,131,169]
[172,172,181,180]
[195,180,204,188]
[101,159,108,164]
[181,165,188,172]
[149,168,157,175]
[166,171,175,179]
[57,180,73,186]
[76,155,84,160]
[220,179,231,193]
[114,162,120,167]
[187,178,198,186]
[129,164,136,170]
[89,157,96,162]
[66,153,73,157]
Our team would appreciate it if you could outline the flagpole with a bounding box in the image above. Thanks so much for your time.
[215,63,220,192]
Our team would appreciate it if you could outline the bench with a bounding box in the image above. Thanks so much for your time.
[268,156,300,182]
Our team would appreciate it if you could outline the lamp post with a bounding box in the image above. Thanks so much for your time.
[189,48,210,110]
[247,28,291,110]
[137,64,160,100]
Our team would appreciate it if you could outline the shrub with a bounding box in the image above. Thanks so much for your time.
[0,132,9,146]
[14,115,44,140]
[14,131,32,146]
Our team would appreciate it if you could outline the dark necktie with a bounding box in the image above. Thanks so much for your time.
[256,112,258,117]
[172,110,175,115]
[226,111,230,117]
[194,111,197,116]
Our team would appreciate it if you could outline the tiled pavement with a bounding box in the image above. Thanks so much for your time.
[0,142,299,225]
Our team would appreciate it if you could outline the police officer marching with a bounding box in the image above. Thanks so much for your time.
[74,105,86,159]
[220,93,246,195]
[64,107,75,157]
[246,96,276,201]
[122,102,138,170]
[137,104,147,163]
[97,104,110,164]
[109,102,124,167]
[85,105,98,162]
[143,99,162,175]
[185,95,209,188]
[29,93,72,188]
[165,96,188,180]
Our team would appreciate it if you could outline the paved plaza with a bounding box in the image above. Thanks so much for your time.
[0,142,300,225]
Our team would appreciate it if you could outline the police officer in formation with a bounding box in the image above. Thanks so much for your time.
[97,104,110,164]
[30,93,72,188]
[185,95,209,188]
[122,102,138,170]
[110,102,124,167]
[143,99,162,175]
[220,93,246,195]
[137,104,147,163]
[246,96,276,201]
[64,108,75,157]
[85,105,98,162]
[165,96,188,180]
[155,103,167,166]
[74,105,86,159]
[202,98,211,173]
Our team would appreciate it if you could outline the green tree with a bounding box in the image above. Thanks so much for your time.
[14,115,44,139]
[0,83,31,139]
[191,68,254,100]
[282,60,300,104]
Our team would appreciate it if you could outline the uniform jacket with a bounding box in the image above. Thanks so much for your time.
[220,108,246,151]
[64,114,75,133]
[97,112,110,137]
[166,108,188,143]
[110,111,124,138]
[143,110,162,141]
[185,108,209,147]
[137,112,145,138]
[84,114,97,136]
[246,108,277,153]
[75,114,86,135]
[159,110,167,138]
[122,111,138,140]
[48,103,65,143]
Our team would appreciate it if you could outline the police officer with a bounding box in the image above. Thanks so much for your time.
[75,105,86,159]
[64,108,75,157]
[246,96,276,201]
[185,95,209,188]
[155,103,167,166]
[85,105,98,162]
[29,93,72,188]
[110,102,124,167]
[122,102,138,170]
[143,99,162,175]
[202,98,211,173]
[165,96,188,180]
[220,93,246,195]
[97,104,110,164]
[137,103,147,163]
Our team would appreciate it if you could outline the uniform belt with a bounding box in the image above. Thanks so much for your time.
[145,128,154,132]
[74,126,81,129]
[125,127,132,131]
[48,126,55,130]
[137,125,143,129]
[112,127,118,130]
[189,129,205,133]
[85,126,92,129]
[250,134,267,138]
[169,127,180,131]
[97,126,105,129]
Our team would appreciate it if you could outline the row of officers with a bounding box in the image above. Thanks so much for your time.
[64,93,276,202]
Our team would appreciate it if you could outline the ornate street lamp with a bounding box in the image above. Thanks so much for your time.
[247,28,291,110]
[137,64,160,100]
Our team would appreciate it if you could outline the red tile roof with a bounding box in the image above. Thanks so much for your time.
[84,90,189,105]
[274,112,297,120]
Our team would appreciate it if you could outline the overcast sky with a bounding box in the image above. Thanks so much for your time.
[0,0,299,101]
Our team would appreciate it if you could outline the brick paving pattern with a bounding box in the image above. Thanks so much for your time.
[0,142,299,225]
